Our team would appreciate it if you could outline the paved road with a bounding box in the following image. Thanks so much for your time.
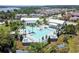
[16,50,30,53]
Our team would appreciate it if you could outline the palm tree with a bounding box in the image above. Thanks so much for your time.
[36,20,41,26]
[5,20,9,26]
[22,20,25,29]
[42,37,44,42]
[30,23,34,33]
[42,37,44,48]
[22,20,26,38]
[43,18,48,25]
[48,36,51,44]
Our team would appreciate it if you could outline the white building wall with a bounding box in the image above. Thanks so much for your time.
[21,18,39,24]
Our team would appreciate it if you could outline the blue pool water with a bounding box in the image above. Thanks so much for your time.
[23,26,57,42]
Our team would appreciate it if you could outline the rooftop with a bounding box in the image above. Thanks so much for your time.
[21,18,40,23]
[21,18,39,21]
[48,19,65,25]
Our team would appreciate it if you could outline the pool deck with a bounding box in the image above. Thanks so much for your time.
[19,25,58,43]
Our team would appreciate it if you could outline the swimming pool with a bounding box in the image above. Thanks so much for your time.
[22,26,57,42]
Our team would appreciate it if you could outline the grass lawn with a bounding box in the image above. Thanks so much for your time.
[16,40,27,50]
[41,42,57,53]
[71,31,79,52]
[57,32,79,53]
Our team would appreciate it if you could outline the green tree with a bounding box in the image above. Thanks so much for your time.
[43,18,48,25]
[36,20,42,26]
[64,24,76,34]
[22,20,26,31]
[5,20,9,26]
[47,37,51,44]
[10,21,22,31]
[28,43,42,53]
[0,27,16,53]
[28,43,47,53]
